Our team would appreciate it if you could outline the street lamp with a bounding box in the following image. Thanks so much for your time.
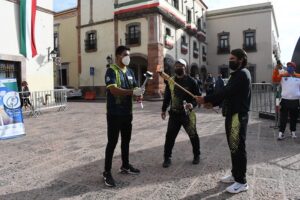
[49,49,62,86]
[106,55,113,68]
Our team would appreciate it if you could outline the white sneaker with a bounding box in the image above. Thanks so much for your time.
[226,182,249,194]
[220,175,235,183]
[291,131,297,138]
[278,132,285,140]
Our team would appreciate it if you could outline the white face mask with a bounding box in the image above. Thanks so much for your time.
[122,56,130,66]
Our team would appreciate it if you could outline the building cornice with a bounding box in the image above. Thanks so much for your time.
[78,19,114,29]
[115,2,186,28]
[207,2,279,37]
[207,4,273,17]
[115,0,208,9]
[54,7,78,17]
[196,0,208,9]
[5,0,54,15]
[115,0,153,9]
[54,8,78,20]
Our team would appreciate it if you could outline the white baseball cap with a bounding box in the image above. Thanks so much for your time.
[176,58,187,67]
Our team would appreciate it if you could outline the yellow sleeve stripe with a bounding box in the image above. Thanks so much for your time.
[107,84,117,88]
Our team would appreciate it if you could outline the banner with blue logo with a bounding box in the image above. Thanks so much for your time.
[0,79,25,140]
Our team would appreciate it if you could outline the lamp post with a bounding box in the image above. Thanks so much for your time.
[106,55,113,68]
[50,50,62,86]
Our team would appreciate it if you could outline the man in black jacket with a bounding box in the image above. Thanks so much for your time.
[196,49,251,194]
[161,59,201,168]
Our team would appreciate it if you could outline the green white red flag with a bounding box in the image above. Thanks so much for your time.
[20,0,37,58]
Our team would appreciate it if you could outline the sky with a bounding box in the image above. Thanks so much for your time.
[53,0,77,12]
[53,0,300,63]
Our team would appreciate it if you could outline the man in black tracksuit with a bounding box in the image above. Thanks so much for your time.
[196,49,251,194]
[161,59,201,168]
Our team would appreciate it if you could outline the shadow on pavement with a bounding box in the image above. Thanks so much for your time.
[1,119,299,199]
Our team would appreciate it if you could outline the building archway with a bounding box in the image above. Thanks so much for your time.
[164,54,175,76]
[200,65,207,81]
[128,56,147,87]
[190,63,199,78]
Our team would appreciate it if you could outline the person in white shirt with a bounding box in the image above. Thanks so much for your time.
[272,61,300,140]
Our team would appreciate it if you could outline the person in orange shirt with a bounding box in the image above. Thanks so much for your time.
[272,61,300,140]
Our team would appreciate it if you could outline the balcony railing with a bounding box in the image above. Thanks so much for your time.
[185,24,197,36]
[181,42,188,54]
[125,32,141,46]
[196,31,206,42]
[164,35,174,49]
[202,53,207,62]
[193,49,199,58]
[84,39,97,52]
[243,43,257,52]
[217,46,230,54]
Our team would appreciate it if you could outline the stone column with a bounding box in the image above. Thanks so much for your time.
[147,14,164,98]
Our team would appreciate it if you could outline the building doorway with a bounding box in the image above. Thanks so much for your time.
[164,55,175,76]
[58,63,68,86]
[190,64,199,77]
[129,56,147,87]
[200,66,207,81]
[0,60,22,88]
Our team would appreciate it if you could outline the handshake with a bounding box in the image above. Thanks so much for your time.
[195,96,213,109]
[133,87,145,96]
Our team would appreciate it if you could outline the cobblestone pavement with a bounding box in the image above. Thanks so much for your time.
[0,101,299,200]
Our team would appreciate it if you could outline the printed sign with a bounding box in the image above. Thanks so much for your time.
[0,79,25,140]
[90,66,95,76]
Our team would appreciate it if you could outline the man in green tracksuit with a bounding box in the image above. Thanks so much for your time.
[161,59,201,168]
[196,49,251,194]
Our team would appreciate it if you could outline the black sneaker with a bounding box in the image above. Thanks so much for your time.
[103,171,116,187]
[162,158,171,168]
[119,164,140,175]
[192,156,200,165]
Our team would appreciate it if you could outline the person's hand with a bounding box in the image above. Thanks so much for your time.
[133,87,145,96]
[184,103,193,110]
[204,103,213,109]
[195,96,205,105]
[161,112,166,120]
[136,95,143,103]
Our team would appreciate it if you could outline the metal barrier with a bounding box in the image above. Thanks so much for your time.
[19,89,67,117]
[251,83,276,113]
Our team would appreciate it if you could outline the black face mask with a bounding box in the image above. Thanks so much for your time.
[229,61,240,71]
[175,68,184,76]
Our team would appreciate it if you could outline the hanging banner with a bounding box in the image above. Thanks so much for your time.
[0,79,25,140]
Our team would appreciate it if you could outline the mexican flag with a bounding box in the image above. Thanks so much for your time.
[20,0,37,58]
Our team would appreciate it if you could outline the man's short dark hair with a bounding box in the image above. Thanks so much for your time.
[115,46,130,56]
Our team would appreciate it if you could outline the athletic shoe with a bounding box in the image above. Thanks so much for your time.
[220,175,235,183]
[226,182,249,194]
[291,131,297,138]
[162,158,172,168]
[278,132,285,140]
[103,171,116,187]
[119,164,140,174]
[192,156,200,165]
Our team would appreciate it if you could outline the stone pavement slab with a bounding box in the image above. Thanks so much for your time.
[0,101,299,200]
